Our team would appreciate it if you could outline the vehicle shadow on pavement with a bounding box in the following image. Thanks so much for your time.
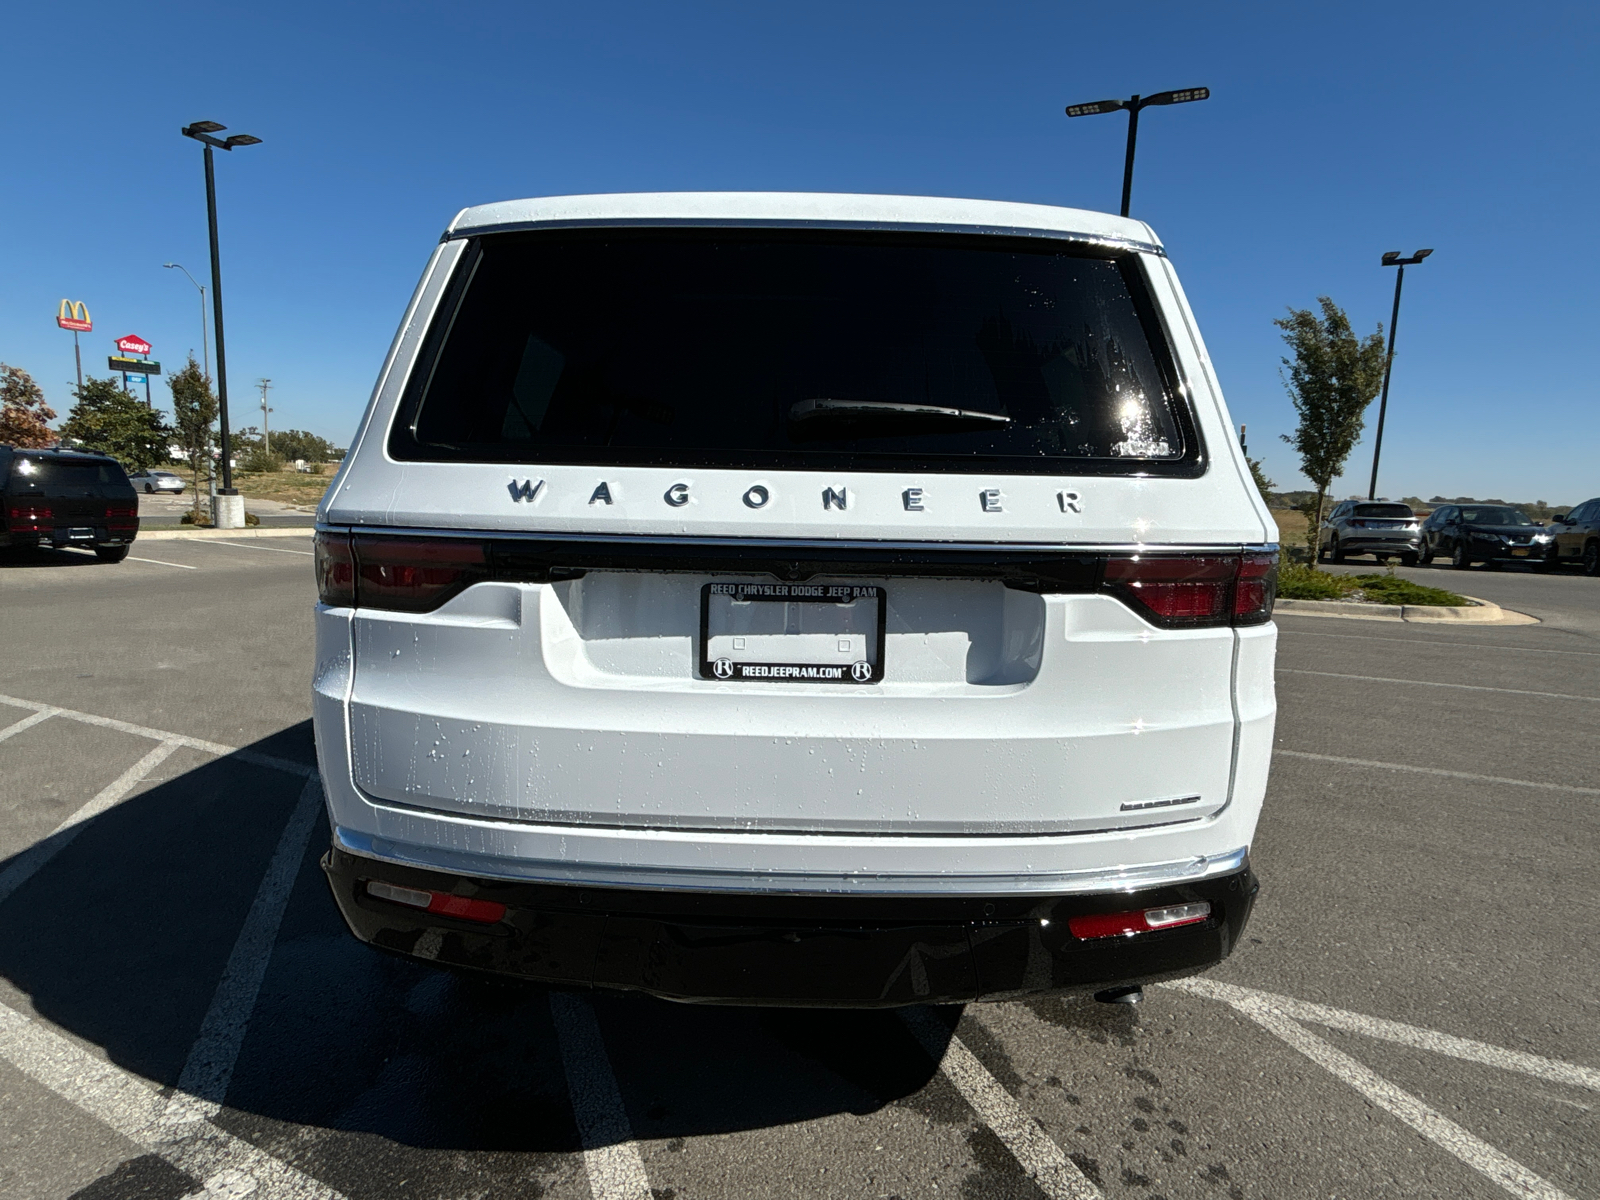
[0,546,109,569]
[0,724,948,1173]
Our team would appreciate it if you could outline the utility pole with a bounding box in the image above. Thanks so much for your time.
[1367,249,1434,502]
[258,378,273,454]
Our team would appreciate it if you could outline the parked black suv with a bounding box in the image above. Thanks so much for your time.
[1417,504,1552,570]
[1545,498,1600,575]
[0,447,139,562]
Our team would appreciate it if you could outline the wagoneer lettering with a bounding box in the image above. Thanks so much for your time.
[315,192,1277,1006]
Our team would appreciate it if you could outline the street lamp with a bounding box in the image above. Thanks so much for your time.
[1065,88,1210,217]
[180,120,262,498]
[163,263,209,380]
[1367,248,1434,502]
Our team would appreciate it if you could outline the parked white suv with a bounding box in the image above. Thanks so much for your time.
[313,193,1278,1006]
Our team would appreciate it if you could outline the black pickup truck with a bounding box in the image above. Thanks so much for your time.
[0,447,140,562]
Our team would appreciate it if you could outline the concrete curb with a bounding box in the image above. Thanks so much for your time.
[1276,595,1538,625]
[137,526,313,541]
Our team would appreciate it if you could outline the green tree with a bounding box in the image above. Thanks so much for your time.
[0,364,57,448]
[1276,298,1387,564]
[271,428,344,463]
[1246,455,1274,507]
[169,357,218,518]
[59,376,170,470]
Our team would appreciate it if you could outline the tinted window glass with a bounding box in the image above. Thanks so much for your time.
[8,458,128,489]
[1353,504,1413,519]
[393,231,1194,475]
[1459,507,1532,525]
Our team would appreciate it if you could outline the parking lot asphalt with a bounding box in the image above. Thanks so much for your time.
[1,539,1595,1200]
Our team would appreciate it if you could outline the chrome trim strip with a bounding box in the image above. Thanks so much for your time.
[314,523,1278,557]
[440,216,1167,258]
[333,824,1248,896]
[359,786,1218,837]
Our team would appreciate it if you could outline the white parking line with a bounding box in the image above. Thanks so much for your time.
[901,1008,1103,1200]
[129,555,199,570]
[0,739,181,906]
[0,705,60,744]
[199,540,314,557]
[1278,668,1600,704]
[164,774,324,1121]
[1215,991,1575,1200]
[0,692,313,777]
[0,998,343,1200]
[1167,979,1600,1092]
[549,992,652,1200]
[1274,749,1600,797]
[1279,629,1600,658]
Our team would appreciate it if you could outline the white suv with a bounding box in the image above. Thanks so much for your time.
[313,193,1278,1006]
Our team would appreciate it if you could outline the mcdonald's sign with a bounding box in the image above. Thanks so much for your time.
[56,300,92,332]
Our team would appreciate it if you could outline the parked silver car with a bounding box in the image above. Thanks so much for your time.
[1318,501,1420,564]
[128,470,185,494]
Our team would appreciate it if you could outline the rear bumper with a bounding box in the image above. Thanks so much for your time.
[0,526,137,550]
[322,843,1258,1006]
[1337,535,1419,554]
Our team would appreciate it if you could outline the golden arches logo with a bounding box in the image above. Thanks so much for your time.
[56,299,92,332]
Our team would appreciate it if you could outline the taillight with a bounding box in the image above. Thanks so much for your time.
[355,535,489,612]
[1067,900,1211,940]
[104,502,138,531]
[1233,555,1277,625]
[315,530,489,612]
[314,530,355,606]
[1103,553,1277,628]
[6,504,52,534]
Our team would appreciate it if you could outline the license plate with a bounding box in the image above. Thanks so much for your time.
[1512,549,1529,557]
[66,527,94,540]
[700,583,885,684]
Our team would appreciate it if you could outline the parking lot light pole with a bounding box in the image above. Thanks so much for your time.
[163,263,209,380]
[1065,88,1210,217]
[1367,248,1434,502]
[180,121,261,496]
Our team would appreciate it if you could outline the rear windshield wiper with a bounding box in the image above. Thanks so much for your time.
[787,398,1012,437]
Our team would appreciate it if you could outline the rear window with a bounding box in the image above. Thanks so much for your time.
[389,230,1198,476]
[1353,504,1413,519]
[8,458,128,490]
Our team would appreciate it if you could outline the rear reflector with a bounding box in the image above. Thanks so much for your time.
[1067,900,1211,940]
[1103,554,1277,628]
[366,879,507,924]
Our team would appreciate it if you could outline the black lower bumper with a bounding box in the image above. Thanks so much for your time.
[0,529,135,550]
[322,846,1258,1007]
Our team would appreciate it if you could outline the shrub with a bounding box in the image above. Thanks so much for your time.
[180,509,213,527]
[239,445,283,474]
[1277,563,1360,600]
[1276,564,1470,607]
[1349,574,1468,607]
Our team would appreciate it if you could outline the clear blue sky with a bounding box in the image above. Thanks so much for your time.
[3,1,1594,503]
